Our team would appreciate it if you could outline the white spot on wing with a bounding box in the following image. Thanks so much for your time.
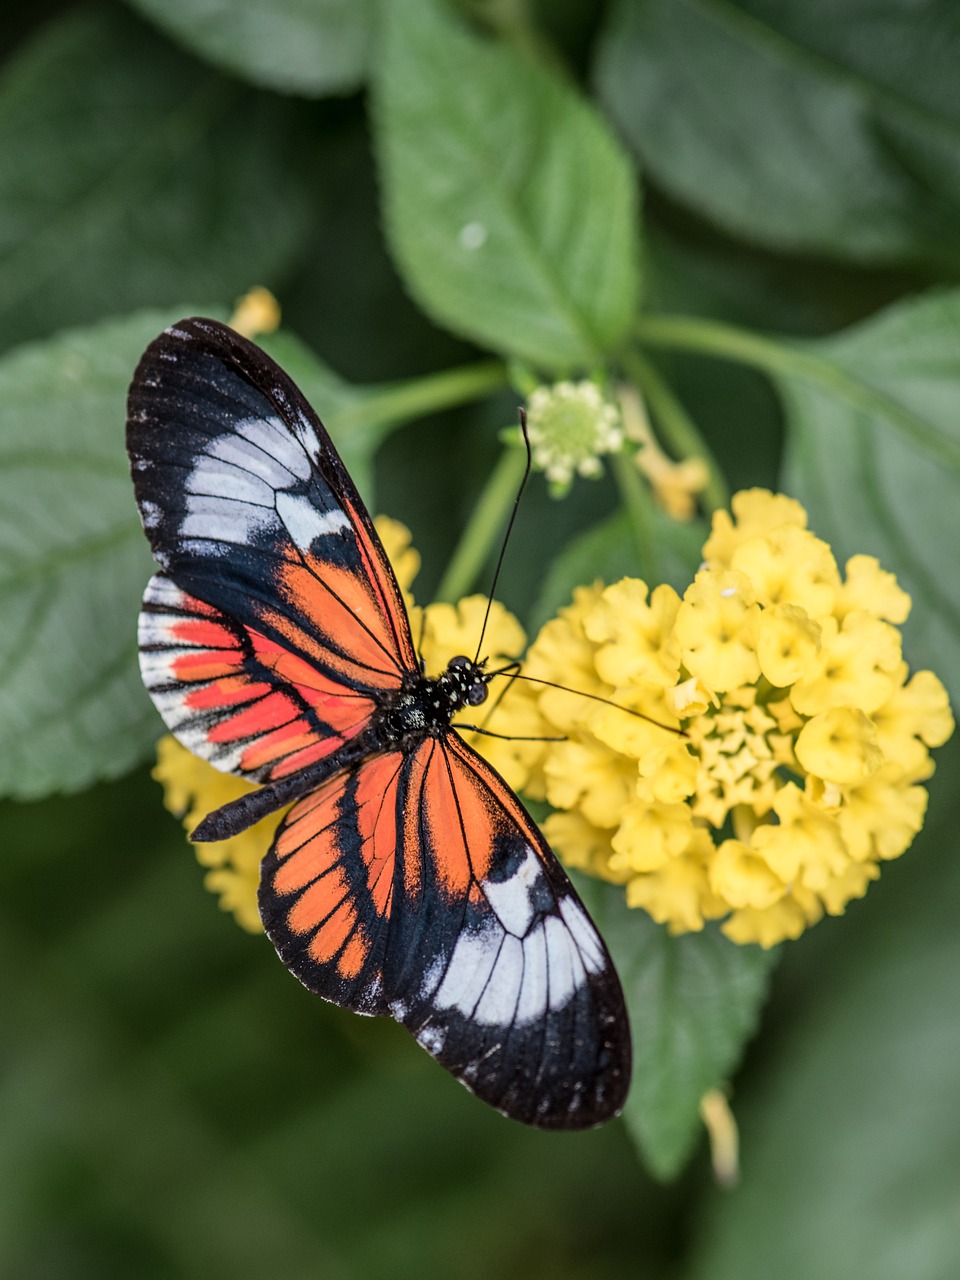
[276,491,350,550]
[138,647,177,689]
[142,575,183,610]
[434,922,501,1018]
[473,934,523,1025]
[544,916,587,1009]
[558,896,605,973]
[514,922,548,1025]
[189,461,276,507]
[417,1024,446,1056]
[141,499,162,530]
[206,427,303,489]
[482,844,541,936]
[180,502,271,545]
[234,416,312,481]
[288,412,322,458]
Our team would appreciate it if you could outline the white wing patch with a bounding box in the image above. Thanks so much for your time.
[429,843,606,1028]
[473,934,524,1025]
[514,923,548,1024]
[233,415,313,482]
[179,414,351,555]
[276,491,350,551]
[558,896,606,973]
[482,844,541,935]
[433,921,501,1016]
[180,493,272,545]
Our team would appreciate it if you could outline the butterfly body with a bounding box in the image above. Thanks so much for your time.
[192,655,491,841]
[128,317,631,1129]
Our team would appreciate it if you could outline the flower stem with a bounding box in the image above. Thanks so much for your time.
[623,348,729,512]
[436,442,529,603]
[330,360,509,439]
[633,314,960,468]
[612,450,660,582]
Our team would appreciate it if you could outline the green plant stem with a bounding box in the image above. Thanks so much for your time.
[623,348,729,512]
[436,443,529,603]
[634,314,960,468]
[329,360,509,439]
[611,450,660,582]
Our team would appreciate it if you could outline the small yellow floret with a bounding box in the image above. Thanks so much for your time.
[229,286,281,338]
[795,707,883,785]
[709,839,785,910]
[791,613,902,715]
[674,569,761,691]
[703,489,807,564]
[585,579,682,688]
[837,555,911,623]
[756,603,821,687]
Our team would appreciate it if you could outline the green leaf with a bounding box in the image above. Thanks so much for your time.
[580,877,778,1179]
[595,0,960,266]
[0,6,315,353]
[779,289,960,701]
[373,0,640,372]
[126,0,374,97]
[532,507,706,632]
[0,310,228,799]
[687,736,960,1280]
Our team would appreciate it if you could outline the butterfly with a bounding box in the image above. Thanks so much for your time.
[127,317,631,1128]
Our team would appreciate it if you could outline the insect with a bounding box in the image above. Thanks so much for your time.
[127,317,631,1128]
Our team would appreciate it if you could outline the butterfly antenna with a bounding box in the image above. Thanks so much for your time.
[488,667,687,737]
[473,408,532,665]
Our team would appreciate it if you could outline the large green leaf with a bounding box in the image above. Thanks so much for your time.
[580,878,778,1179]
[687,735,960,1280]
[595,0,960,266]
[0,6,315,353]
[373,0,640,372]
[126,0,374,97]
[779,289,960,702]
[0,311,223,798]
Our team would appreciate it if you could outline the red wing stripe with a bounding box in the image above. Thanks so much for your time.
[138,573,381,784]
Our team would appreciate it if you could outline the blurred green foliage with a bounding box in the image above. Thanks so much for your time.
[0,0,958,1275]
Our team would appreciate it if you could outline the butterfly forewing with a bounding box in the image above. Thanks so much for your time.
[128,317,632,1128]
[128,317,415,782]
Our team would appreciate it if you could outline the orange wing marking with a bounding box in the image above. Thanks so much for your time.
[423,741,496,895]
[270,753,407,979]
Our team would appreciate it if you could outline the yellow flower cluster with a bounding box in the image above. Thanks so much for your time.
[496,490,953,947]
[153,516,528,932]
[154,493,952,950]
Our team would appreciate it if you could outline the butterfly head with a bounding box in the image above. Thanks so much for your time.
[442,655,489,709]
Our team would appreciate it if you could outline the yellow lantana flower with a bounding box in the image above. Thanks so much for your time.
[153,515,527,931]
[494,489,954,948]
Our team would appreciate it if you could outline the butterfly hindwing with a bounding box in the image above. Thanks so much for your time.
[128,317,416,779]
[260,732,631,1129]
[139,572,380,782]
